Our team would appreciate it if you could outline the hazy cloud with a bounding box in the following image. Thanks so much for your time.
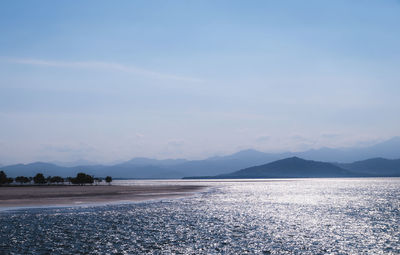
[40,143,96,161]
[4,57,203,83]
[135,133,145,138]
[321,133,341,139]
[167,140,185,148]
[256,135,271,143]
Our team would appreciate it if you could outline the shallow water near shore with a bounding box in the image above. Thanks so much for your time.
[1,178,399,254]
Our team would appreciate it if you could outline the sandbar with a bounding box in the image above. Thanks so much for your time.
[0,184,206,208]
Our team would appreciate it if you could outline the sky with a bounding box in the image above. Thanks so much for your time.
[0,0,400,164]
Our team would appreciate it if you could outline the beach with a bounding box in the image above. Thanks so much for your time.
[0,184,206,207]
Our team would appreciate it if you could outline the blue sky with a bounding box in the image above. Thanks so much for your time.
[0,0,399,164]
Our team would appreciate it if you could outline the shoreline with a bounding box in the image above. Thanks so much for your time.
[0,184,207,209]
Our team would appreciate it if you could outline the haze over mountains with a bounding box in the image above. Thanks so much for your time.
[294,137,400,163]
[2,137,400,178]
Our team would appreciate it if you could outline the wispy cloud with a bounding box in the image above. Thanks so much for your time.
[135,133,144,138]
[256,135,270,143]
[4,57,203,83]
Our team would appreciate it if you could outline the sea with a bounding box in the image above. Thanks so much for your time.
[1,178,399,254]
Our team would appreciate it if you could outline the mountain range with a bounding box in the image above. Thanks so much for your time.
[338,158,400,176]
[190,157,359,179]
[1,137,400,178]
[185,157,400,179]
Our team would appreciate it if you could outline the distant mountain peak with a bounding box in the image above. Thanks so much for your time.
[239,149,261,153]
[378,136,400,145]
[213,156,354,179]
[285,156,303,160]
[51,159,99,167]
[231,149,264,156]
[123,157,187,166]
[272,156,309,164]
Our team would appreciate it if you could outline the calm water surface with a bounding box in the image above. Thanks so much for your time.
[1,178,399,254]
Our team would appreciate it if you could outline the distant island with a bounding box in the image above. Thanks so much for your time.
[183,157,400,179]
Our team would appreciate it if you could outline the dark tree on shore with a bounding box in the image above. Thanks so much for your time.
[0,171,13,185]
[15,176,30,185]
[0,171,7,185]
[70,173,94,185]
[33,173,46,184]
[50,176,64,184]
[105,176,112,185]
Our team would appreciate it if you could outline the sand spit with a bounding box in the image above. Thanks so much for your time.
[0,185,206,208]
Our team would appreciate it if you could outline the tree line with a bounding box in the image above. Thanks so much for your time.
[0,171,112,186]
